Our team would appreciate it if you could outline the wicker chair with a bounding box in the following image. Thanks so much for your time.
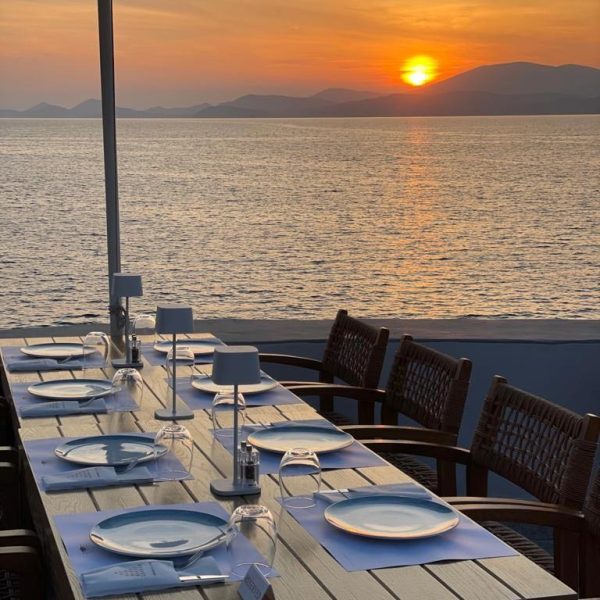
[351,375,600,590]
[260,309,389,424]
[289,335,472,492]
[0,531,44,600]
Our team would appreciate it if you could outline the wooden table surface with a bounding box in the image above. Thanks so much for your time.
[1,334,578,600]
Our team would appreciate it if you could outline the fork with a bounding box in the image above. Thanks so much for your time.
[174,528,232,571]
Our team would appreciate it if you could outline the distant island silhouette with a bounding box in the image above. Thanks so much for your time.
[2,62,599,118]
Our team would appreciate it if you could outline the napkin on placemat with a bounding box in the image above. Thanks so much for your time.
[6,358,83,372]
[42,466,154,492]
[81,557,223,598]
[314,482,432,504]
[20,399,108,418]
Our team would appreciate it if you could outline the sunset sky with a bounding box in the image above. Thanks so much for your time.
[1,0,599,109]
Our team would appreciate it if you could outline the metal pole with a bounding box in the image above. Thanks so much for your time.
[98,0,122,337]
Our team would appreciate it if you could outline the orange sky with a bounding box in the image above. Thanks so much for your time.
[1,0,599,109]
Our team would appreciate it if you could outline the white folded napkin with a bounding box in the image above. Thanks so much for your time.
[20,399,107,418]
[81,556,223,597]
[42,466,154,491]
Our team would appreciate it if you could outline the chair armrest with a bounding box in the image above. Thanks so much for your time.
[0,529,39,549]
[448,498,584,532]
[342,425,456,445]
[278,380,324,388]
[0,446,17,462]
[287,384,386,404]
[259,353,325,373]
[361,439,473,464]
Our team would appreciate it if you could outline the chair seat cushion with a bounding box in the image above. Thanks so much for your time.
[481,521,554,573]
[378,453,439,493]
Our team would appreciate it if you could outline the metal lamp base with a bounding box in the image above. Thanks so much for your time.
[112,357,144,369]
[210,478,261,497]
[154,407,194,421]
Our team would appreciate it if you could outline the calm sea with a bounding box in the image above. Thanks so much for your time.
[0,116,598,328]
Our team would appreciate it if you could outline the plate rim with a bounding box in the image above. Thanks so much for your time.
[247,424,354,454]
[153,339,221,355]
[89,508,229,557]
[20,342,96,359]
[27,378,114,401]
[323,495,459,539]
[54,434,168,466]
[191,373,278,395]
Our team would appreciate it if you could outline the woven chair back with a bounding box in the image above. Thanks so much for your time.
[383,335,472,434]
[471,376,600,508]
[321,309,389,388]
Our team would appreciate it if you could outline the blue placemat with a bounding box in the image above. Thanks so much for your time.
[169,377,302,410]
[54,502,273,596]
[214,419,387,474]
[141,336,224,367]
[1,345,106,372]
[279,484,518,571]
[23,434,194,487]
[10,382,138,418]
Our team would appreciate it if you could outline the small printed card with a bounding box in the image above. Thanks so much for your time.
[238,564,274,600]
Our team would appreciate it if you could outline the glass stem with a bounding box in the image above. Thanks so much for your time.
[172,333,177,416]
[124,296,131,362]
[233,383,239,485]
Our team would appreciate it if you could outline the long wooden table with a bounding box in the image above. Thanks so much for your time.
[1,334,579,600]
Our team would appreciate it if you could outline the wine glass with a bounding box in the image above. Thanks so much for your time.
[154,423,194,481]
[211,392,246,439]
[278,448,321,509]
[82,331,110,373]
[111,368,144,407]
[227,505,277,578]
[165,345,195,389]
[133,313,156,343]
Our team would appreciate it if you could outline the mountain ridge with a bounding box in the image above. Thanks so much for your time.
[2,62,599,118]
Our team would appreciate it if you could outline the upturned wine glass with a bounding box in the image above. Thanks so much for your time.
[278,448,322,509]
[227,505,277,578]
[111,368,144,407]
[154,423,194,481]
[82,331,110,373]
[133,313,156,344]
[165,345,195,388]
[211,392,246,439]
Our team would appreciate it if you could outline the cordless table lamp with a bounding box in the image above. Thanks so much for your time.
[210,346,262,497]
[154,303,195,421]
[111,273,144,369]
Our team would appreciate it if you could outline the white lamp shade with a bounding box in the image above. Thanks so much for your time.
[112,273,143,297]
[212,346,261,385]
[155,304,194,334]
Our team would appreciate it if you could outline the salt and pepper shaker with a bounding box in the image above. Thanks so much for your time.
[130,334,141,363]
[237,441,260,487]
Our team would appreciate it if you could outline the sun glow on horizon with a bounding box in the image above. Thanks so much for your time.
[401,55,439,86]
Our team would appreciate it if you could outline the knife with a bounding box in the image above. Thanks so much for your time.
[179,574,229,584]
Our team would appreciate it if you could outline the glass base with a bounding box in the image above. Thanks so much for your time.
[154,406,194,420]
[112,357,144,369]
[210,478,261,497]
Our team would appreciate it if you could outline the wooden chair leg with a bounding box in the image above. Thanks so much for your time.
[554,528,579,590]
[466,463,488,497]
[437,459,457,496]
[580,533,600,598]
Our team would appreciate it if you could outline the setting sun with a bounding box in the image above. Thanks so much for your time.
[401,55,439,86]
